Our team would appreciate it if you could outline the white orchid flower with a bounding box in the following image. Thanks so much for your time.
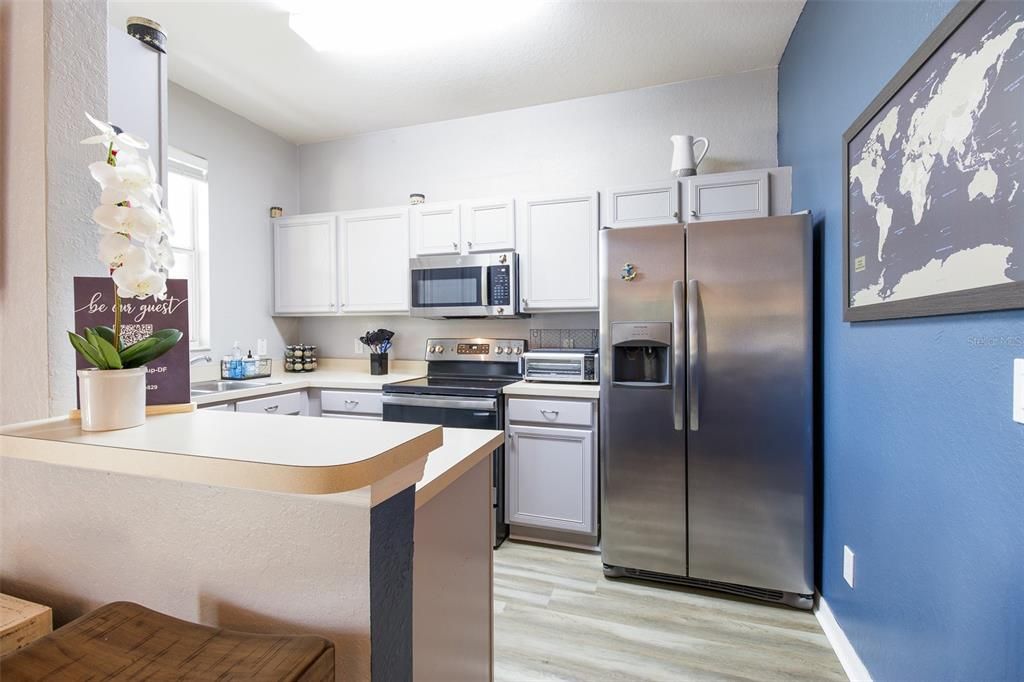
[112,248,167,300]
[80,112,149,150]
[97,232,136,269]
[146,235,176,272]
[92,204,162,241]
[89,158,162,208]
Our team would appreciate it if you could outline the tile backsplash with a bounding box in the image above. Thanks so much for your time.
[530,328,599,350]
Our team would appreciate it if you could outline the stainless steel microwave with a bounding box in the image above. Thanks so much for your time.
[409,252,523,318]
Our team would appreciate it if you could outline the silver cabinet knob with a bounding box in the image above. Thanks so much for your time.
[452,241,459,251]
[690,210,697,217]
[467,241,473,249]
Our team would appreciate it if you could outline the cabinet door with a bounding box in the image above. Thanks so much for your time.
[462,197,515,252]
[517,192,599,311]
[339,207,410,313]
[683,170,770,223]
[412,201,462,256]
[602,182,680,228]
[273,214,338,314]
[507,424,595,534]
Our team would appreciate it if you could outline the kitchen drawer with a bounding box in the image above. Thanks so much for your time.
[507,398,593,427]
[320,390,383,416]
[235,391,305,416]
[199,402,235,412]
[321,412,382,421]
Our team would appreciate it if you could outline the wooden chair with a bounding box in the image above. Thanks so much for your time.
[0,601,334,681]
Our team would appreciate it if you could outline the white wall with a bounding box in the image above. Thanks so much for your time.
[297,68,779,357]
[45,0,109,415]
[169,83,300,363]
[0,0,48,424]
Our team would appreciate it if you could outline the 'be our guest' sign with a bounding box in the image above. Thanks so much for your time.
[74,277,190,406]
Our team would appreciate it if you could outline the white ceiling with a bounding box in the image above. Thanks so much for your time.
[108,1,805,145]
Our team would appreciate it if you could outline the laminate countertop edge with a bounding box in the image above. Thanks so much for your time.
[416,429,504,510]
[0,413,444,497]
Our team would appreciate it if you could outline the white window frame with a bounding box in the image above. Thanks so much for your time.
[167,146,211,351]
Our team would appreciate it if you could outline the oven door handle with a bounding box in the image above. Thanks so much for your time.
[382,395,498,411]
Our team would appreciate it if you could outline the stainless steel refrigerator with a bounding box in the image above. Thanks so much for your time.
[599,214,813,609]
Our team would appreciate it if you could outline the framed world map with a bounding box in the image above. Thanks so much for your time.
[843,0,1024,322]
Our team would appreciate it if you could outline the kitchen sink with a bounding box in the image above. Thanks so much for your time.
[190,380,281,397]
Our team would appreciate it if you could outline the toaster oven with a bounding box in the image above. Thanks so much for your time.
[522,350,599,383]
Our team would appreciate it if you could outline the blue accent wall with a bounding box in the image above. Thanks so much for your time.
[779,2,1024,679]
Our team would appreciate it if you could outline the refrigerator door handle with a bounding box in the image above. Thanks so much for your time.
[687,279,701,431]
[672,280,686,431]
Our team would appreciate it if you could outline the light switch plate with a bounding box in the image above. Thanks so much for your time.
[843,545,855,588]
[354,338,364,355]
[1014,359,1024,424]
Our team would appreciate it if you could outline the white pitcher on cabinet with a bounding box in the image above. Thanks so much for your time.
[670,135,709,177]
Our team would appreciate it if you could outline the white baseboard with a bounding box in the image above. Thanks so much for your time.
[815,593,872,682]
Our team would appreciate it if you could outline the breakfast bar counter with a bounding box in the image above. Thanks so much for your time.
[0,412,501,681]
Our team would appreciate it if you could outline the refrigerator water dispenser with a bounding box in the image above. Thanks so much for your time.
[610,322,671,386]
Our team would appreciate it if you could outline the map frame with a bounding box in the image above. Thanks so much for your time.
[842,0,1024,322]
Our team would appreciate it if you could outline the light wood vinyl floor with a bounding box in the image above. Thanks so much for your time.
[493,541,845,682]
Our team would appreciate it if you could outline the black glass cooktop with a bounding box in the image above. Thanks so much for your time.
[383,375,520,398]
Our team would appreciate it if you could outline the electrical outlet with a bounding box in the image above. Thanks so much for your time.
[354,338,364,355]
[843,545,855,588]
[1014,359,1023,424]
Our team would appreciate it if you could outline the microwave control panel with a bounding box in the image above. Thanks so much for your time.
[487,265,511,306]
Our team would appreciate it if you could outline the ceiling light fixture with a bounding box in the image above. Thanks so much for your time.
[287,0,545,55]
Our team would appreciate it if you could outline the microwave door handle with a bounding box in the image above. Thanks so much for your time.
[481,266,489,307]
[672,280,685,431]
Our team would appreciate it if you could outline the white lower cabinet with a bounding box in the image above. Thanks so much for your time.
[319,389,383,420]
[506,398,597,536]
[235,391,307,416]
[199,402,234,412]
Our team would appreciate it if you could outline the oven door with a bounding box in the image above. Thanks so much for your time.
[382,393,508,547]
[381,394,497,427]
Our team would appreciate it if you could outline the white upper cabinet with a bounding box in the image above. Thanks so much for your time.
[462,197,516,253]
[273,213,338,315]
[411,201,462,256]
[339,207,410,314]
[602,181,680,228]
[682,169,770,223]
[517,192,599,312]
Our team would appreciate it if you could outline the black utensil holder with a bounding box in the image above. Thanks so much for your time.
[370,353,388,376]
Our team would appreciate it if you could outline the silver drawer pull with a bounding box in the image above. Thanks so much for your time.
[344,399,359,406]
[264,405,279,412]
[539,409,559,417]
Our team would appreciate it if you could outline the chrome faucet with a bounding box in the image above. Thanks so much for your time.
[189,354,213,366]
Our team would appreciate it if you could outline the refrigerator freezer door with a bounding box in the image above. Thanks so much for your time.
[685,214,813,596]
[600,225,688,576]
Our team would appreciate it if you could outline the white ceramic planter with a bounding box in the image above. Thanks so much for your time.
[77,367,147,431]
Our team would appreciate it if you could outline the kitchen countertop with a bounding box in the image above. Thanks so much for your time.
[190,358,426,405]
[502,380,601,400]
[416,428,503,509]
[0,411,442,496]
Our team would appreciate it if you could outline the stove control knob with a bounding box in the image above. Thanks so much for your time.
[514,346,523,355]
[435,346,444,354]
[495,347,504,355]
[503,346,513,355]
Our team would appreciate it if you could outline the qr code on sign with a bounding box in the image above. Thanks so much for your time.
[120,324,154,347]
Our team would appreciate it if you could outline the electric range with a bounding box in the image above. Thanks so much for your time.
[382,337,527,547]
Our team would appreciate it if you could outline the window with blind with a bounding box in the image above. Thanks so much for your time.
[166,147,211,350]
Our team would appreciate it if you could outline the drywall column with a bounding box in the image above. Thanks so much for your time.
[0,0,49,424]
[44,0,109,415]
